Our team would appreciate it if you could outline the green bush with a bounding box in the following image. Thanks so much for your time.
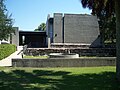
[0,44,16,60]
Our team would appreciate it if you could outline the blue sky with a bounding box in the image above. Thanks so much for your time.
[6,0,91,31]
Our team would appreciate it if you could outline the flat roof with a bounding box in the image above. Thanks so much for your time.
[19,31,46,33]
[19,31,46,35]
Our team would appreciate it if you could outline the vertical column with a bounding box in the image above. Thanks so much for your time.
[48,37,51,48]
[53,13,63,43]
[11,27,19,46]
[46,14,50,47]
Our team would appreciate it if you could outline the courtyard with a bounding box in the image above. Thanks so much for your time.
[0,0,120,90]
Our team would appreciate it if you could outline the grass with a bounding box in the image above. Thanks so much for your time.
[0,66,119,90]
[23,55,98,59]
[23,55,48,59]
[0,44,16,60]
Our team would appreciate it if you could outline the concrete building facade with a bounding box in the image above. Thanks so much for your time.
[10,13,101,48]
[46,13,102,47]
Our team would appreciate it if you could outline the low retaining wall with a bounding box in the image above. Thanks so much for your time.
[12,57,116,67]
[51,43,91,48]
[24,48,116,57]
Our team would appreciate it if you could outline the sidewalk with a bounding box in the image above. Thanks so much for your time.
[0,46,23,66]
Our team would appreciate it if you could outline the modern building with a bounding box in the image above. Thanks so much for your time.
[46,13,102,47]
[11,13,102,48]
[11,27,47,48]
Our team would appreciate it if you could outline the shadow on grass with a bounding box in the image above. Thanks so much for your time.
[0,69,120,90]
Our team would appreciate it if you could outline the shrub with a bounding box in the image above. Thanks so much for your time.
[0,44,16,60]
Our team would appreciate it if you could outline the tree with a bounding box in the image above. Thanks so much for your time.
[103,17,116,43]
[0,0,14,41]
[34,23,46,31]
[115,0,120,81]
[80,0,120,81]
[81,0,116,43]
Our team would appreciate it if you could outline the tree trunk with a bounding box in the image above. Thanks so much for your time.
[115,0,120,81]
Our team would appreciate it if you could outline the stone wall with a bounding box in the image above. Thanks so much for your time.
[51,43,91,48]
[24,48,116,57]
[12,57,116,67]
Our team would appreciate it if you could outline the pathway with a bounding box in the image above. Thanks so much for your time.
[0,46,23,66]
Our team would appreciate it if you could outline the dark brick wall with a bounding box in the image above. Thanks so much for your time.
[53,13,63,43]
[64,14,100,45]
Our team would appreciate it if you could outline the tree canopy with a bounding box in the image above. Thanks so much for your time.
[34,23,46,31]
[0,0,14,41]
[81,0,116,43]
[81,0,115,17]
[80,0,120,81]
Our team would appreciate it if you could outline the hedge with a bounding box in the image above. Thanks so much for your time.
[0,44,16,60]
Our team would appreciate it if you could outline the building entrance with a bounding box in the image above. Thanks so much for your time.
[19,31,46,48]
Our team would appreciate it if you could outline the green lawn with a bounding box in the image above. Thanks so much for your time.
[23,55,48,59]
[0,66,119,90]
